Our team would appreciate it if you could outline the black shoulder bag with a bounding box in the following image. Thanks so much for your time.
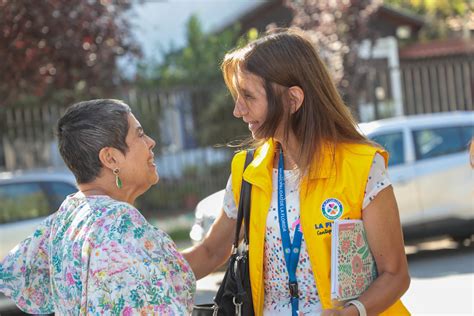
[192,149,255,316]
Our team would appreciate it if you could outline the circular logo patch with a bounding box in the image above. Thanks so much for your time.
[321,198,343,220]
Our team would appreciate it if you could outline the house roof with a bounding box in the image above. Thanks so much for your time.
[375,4,424,29]
[214,0,290,35]
[399,38,474,59]
[217,1,424,36]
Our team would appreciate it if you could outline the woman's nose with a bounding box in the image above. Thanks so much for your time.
[147,136,156,150]
[233,97,248,118]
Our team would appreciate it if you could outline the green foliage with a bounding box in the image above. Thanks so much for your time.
[0,193,49,224]
[136,160,231,216]
[197,85,250,145]
[0,0,139,108]
[386,0,469,16]
[167,227,192,242]
[138,15,256,146]
[385,0,473,39]
[140,16,235,88]
[152,15,244,87]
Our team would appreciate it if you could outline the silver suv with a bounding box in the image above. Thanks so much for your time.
[190,111,474,243]
[359,111,473,242]
[0,168,77,312]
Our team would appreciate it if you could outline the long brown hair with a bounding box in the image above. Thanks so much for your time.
[222,28,373,175]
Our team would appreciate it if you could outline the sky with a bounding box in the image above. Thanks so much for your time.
[128,0,264,65]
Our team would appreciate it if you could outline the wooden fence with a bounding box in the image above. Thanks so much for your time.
[0,88,230,213]
[400,54,473,115]
[1,104,66,171]
[0,89,165,171]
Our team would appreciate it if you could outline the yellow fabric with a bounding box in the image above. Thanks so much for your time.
[231,139,409,316]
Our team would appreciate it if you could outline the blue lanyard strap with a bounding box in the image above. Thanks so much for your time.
[277,149,302,316]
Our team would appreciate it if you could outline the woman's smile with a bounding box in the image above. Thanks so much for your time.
[147,155,156,169]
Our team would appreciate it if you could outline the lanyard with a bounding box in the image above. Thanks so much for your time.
[277,149,302,316]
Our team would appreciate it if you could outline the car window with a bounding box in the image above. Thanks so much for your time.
[413,126,465,160]
[0,182,50,224]
[461,125,474,148]
[44,181,77,211]
[370,132,404,166]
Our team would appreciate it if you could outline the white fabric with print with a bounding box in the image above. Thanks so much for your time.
[222,153,390,315]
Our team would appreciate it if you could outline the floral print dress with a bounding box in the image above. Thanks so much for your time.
[0,193,195,315]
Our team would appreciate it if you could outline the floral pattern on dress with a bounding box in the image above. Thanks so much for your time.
[0,193,195,315]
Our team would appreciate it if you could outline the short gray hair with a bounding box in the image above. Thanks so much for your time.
[57,99,131,184]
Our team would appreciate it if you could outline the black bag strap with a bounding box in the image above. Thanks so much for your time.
[234,149,254,248]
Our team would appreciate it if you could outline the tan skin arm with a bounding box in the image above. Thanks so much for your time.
[323,185,411,316]
[182,209,238,280]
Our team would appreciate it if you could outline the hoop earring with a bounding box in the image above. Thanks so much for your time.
[113,168,122,189]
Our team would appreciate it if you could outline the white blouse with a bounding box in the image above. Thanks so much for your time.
[222,153,390,315]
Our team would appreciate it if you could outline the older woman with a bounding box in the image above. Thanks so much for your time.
[0,99,195,315]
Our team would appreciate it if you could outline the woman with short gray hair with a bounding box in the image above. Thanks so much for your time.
[0,99,195,315]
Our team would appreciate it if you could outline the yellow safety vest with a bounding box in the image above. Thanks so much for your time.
[231,138,409,316]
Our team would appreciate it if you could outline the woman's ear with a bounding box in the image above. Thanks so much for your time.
[288,86,304,114]
[98,147,122,170]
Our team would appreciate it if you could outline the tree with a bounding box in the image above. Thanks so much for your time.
[139,15,257,146]
[385,0,473,39]
[153,15,231,87]
[0,0,140,108]
[284,0,383,115]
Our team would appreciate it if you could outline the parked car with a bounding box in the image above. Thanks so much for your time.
[0,168,77,312]
[189,189,225,242]
[190,111,474,243]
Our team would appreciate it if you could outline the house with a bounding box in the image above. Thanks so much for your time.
[217,1,473,121]
[218,0,427,122]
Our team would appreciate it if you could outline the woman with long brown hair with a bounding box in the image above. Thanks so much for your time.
[184,28,410,316]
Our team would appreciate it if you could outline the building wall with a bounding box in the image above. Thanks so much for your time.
[358,36,404,122]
